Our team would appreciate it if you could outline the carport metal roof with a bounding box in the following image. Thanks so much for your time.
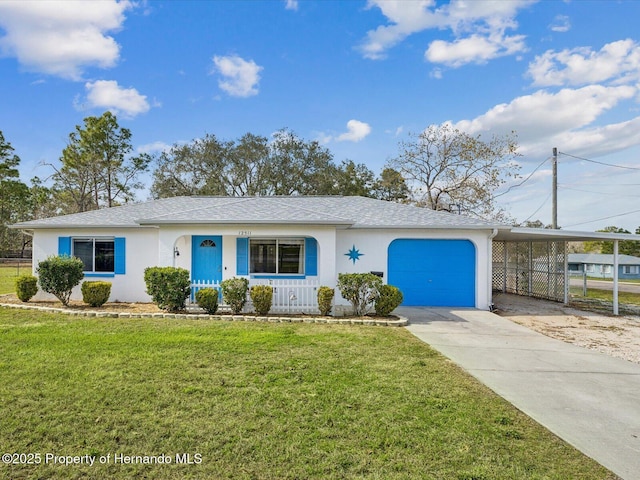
[495,226,640,243]
[494,226,640,315]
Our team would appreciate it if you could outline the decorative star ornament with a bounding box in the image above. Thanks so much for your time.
[345,245,364,264]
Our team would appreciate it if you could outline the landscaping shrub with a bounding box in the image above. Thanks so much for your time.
[337,273,383,316]
[375,284,403,316]
[317,286,334,316]
[195,287,219,315]
[250,285,273,315]
[144,266,190,312]
[36,255,84,307]
[220,277,249,314]
[81,281,112,307]
[15,274,38,302]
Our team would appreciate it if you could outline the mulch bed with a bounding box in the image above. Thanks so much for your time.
[0,294,407,326]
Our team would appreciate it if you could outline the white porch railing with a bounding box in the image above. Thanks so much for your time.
[189,278,320,314]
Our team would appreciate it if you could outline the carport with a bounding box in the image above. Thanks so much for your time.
[493,227,640,315]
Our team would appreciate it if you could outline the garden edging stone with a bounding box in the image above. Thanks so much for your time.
[0,302,408,327]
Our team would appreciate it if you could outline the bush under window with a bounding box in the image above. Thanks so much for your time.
[144,267,190,312]
[37,255,85,307]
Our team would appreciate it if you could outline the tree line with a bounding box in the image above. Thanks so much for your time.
[1,111,523,256]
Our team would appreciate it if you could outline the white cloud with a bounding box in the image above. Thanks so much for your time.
[426,31,526,67]
[527,39,640,87]
[336,120,372,142]
[212,54,263,97]
[359,0,534,65]
[0,0,131,80]
[544,116,640,159]
[284,0,298,11]
[451,85,638,158]
[138,141,172,155]
[82,80,151,118]
[317,120,372,144]
[549,14,571,33]
[314,132,333,145]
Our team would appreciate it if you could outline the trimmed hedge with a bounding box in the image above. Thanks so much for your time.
[15,275,38,302]
[220,277,249,314]
[374,284,403,316]
[144,267,190,312]
[81,281,112,307]
[317,286,334,316]
[195,287,219,315]
[250,285,273,315]
[37,255,85,307]
[337,273,383,316]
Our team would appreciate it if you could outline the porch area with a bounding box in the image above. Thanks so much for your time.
[189,278,320,314]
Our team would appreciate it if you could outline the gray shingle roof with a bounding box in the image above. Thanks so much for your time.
[568,253,640,266]
[12,196,502,230]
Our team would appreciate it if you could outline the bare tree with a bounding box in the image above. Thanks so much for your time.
[389,124,520,221]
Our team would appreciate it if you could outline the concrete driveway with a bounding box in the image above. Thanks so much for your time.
[399,306,640,480]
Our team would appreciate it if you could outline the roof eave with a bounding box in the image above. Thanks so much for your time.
[9,223,146,230]
[135,219,354,227]
[349,224,502,230]
[496,227,640,242]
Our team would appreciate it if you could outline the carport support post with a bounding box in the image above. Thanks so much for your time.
[502,242,507,293]
[613,240,619,315]
[527,241,533,296]
[564,241,569,304]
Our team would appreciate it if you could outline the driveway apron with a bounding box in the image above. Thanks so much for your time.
[400,306,640,480]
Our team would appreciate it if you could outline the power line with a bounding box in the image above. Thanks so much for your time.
[522,191,552,223]
[559,151,640,171]
[494,156,551,198]
[561,182,640,187]
[558,185,640,198]
[564,208,640,228]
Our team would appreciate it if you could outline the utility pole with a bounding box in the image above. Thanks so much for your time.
[552,147,558,229]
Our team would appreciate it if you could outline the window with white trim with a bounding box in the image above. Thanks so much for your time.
[586,264,595,273]
[603,265,612,274]
[623,265,639,275]
[72,238,115,273]
[250,238,304,275]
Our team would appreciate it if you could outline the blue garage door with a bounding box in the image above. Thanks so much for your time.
[388,239,476,307]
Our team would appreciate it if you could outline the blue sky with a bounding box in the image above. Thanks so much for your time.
[1,0,640,232]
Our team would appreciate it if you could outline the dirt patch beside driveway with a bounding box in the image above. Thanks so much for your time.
[493,293,640,365]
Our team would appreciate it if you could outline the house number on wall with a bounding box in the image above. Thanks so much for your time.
[238,230,252,236]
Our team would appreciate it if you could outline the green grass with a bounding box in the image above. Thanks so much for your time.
[583,276,640,284]
[0,308,616,480]
[570,286,640,306]
[0,264,32,295]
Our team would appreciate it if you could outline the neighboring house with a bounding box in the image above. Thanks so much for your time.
[12,196,501,312]
[568,253,640,280]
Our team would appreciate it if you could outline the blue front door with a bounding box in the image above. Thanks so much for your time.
[192,236,222,283]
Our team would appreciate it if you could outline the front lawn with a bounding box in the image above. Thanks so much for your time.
[0,265,21,295]
[0,308,615,479]
[570,286,640,306]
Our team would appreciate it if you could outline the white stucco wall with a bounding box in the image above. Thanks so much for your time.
[29,225,493,310]
[31,228,158,303]
[157,224,337,287]
[335,228,493,310]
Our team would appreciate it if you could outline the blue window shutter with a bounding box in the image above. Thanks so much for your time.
[58,237,71,256]
[305,237,318,276]
[114,237,126,274]
[237,238,248,275]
